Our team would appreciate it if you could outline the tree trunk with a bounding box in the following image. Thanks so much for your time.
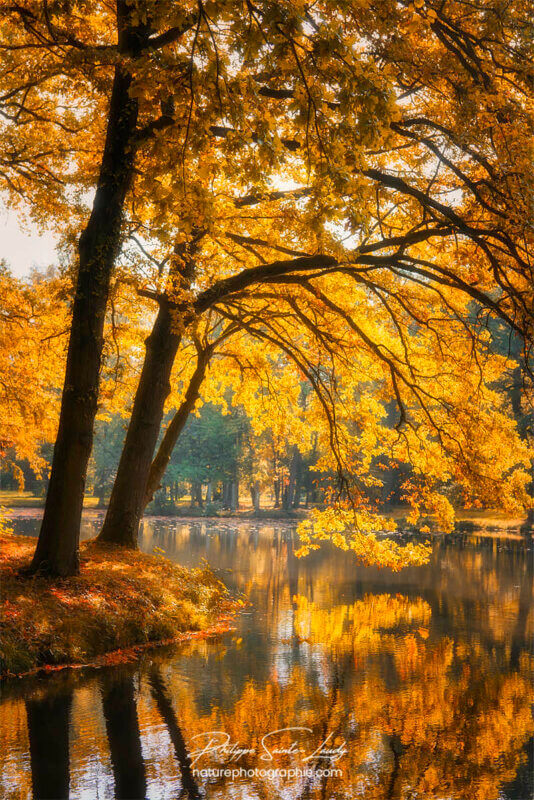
[31,12,145,576]
[283,447,300,510]
[230,480,239,511]
[250,480,261,513]
[98,233,199,546]
[149,668,201,799]
[292,447,303,509]
[274,478,280,508]
[143,344,211,507]
[305,471,311,508]
[98,299,182,546]
[194,482,203,508]
[510,364,534,530]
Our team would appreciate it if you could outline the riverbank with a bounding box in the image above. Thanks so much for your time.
[2,491,531,526]
[0,490,310,518]
[0,534,240,678]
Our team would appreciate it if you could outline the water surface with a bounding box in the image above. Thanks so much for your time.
[1,516,533,799]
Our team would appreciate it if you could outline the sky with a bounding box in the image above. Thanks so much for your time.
[0,205,59,277]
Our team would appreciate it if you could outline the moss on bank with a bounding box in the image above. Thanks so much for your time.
[0,535,239,677]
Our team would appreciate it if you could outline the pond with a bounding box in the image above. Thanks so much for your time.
[1,515,533,800]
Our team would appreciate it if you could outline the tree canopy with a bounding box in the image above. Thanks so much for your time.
[0,0,532,574]
[0,265,67,474]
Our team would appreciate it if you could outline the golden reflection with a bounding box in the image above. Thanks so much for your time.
[0,524,532,799]
[0,701,31,800]
[135,592,533,800]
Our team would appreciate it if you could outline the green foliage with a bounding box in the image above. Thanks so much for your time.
[89,417,127,503]
[165,403,246,487]
[149,490,180,516]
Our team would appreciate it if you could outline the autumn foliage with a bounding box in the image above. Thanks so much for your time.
[0,534,239,676]
[0,0,532,573]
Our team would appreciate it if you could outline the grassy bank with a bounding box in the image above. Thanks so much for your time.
[0,534,240,678]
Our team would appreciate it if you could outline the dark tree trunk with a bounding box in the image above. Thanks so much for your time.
[250,480,260,513]
[230,479,239,511]
[274,477,280,508]
[31,6,147,576]
[101,674,147,800]
[193,482,203,508]
[292,447,303,509]
[98,299,182,545]
[98,237,199,547]
[305,469,311,507]
[282,485,288,509]
[26,690,73,800]
[283,446,300,511]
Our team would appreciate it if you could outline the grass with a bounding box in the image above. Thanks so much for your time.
[0,534,240,678]
[0,491,46,508]
[0,490,101,508]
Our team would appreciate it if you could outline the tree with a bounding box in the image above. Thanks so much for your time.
[1,1,251,573]
[0,266,67,479]
[103,264,530,569]
[162,403,244,508]
[2,0,532,573]
[98,311,239,541]
[92,0,532,564]
[143,338,215,509]
[89,416,127,506]
[2,1,152,574]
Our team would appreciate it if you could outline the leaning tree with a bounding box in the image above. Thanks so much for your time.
[97,0,533,558]
[0,0,532,574]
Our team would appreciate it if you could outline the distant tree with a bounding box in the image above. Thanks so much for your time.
[0,266,67,483]
[89,418,127,506]
[164,403,245,508]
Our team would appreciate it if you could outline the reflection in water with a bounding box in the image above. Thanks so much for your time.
[0,519,532,799]
[148,668,201,799]
[26,689,72,800]
[100,675,146,800]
